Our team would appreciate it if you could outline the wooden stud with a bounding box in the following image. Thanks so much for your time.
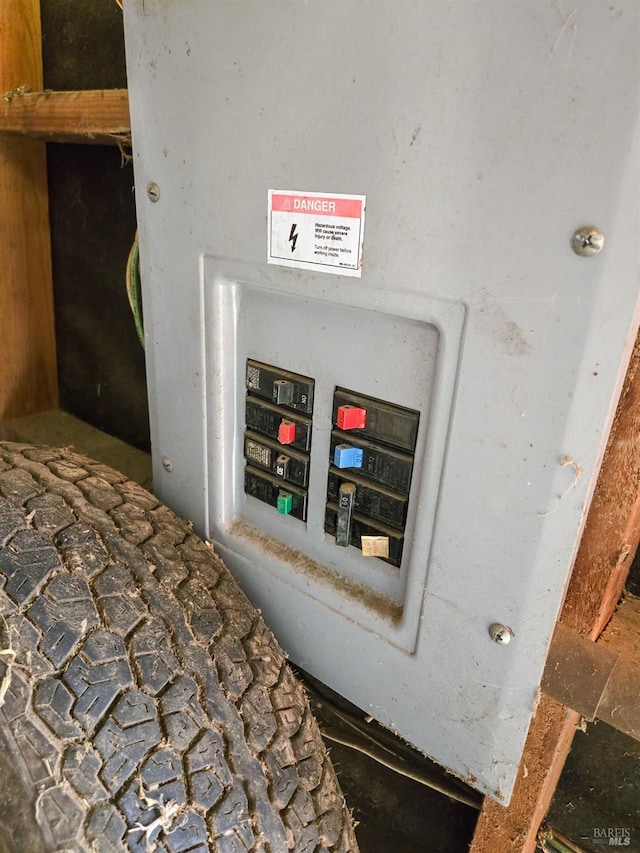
[598,593,640,663]
[472,695,580,853]
[561,337,640,641]
[0,0,58,419]
[0,89,131,146]
[471,329,640,852]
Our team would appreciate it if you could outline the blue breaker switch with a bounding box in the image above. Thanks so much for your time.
[334,444,363,469]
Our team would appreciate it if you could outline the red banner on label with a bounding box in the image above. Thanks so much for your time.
[271,194,362,218]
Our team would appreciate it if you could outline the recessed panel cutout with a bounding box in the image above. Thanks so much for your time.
[203,274,456,655]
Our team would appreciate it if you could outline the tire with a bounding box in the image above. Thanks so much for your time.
[0,441,359,853]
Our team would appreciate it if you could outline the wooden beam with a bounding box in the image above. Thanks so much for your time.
[471,329,640,853]
[0,89,131,145]
[542,617,640,742]
[0,0,58,419]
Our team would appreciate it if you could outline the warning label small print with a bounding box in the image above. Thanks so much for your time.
[268,190,366,278]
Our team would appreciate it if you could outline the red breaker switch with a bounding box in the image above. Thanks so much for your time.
[278,419,296,445]
[337,405,367,430]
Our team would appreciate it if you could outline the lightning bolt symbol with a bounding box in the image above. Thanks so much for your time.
[288,224,298,253]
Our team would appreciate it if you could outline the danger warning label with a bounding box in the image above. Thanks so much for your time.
[268,190,366,278]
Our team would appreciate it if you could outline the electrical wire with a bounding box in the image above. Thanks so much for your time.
[538,826,589,853]
[296,668,482,810]
[320,725,480,809]
[126,232,145,348]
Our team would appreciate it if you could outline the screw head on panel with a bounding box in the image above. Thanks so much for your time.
[162,457,173,472]
[147,182,161,202]
[571,226,604,257]
[489,623,514,645]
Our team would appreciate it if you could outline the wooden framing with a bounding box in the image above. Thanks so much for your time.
[543,613,640,742]
[0,0,58,421]
[599,592,640,662]
[1,7,639,850]
[0,89,130,145]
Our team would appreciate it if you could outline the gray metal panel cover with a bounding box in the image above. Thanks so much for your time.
[124,0,640,802]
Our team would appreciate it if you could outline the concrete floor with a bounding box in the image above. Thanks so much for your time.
[0,410,152,490]
[545,722,640,853]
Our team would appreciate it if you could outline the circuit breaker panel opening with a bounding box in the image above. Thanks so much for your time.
[243,363,421,566]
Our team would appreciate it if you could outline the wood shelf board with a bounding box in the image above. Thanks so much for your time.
[0,88,130,145]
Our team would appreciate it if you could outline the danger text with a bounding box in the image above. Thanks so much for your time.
[294,199,336,213]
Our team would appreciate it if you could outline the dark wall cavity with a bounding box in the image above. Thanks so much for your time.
[41,0,150,451]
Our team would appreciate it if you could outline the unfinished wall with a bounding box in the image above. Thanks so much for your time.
[41,0,149,450]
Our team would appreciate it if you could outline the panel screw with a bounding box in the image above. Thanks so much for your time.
[162,457,173,472]
[147,182,161,203]
[489,623,514,645]
[571,226,604,257]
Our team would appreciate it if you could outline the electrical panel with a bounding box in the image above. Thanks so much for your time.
[125,0,640,803]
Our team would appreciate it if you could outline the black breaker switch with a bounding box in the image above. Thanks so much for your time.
[245,467,308,521]
[245,397,312,452]
[330,430,414,494]
[246,360,314,414]
[336,482,356,547]
[333,388,419,452]
[327,468,408,530]
[325,503,405,567]
[244,432,309,487]
[275,453,290,480]
[274,379,294,406]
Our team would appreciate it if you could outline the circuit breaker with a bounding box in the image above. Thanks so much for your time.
[243,361,314,520]
[124,1,640,802]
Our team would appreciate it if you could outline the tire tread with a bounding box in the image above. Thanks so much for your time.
[0,442,358,853]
